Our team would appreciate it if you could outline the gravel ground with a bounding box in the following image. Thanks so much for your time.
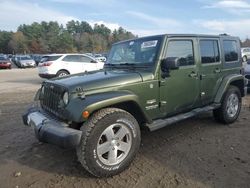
[0,68,249,188]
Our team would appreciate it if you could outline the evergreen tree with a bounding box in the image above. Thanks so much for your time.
[1,20,137,54]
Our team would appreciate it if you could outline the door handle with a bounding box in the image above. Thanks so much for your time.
[189,72,198,78]
[214,68,221,73]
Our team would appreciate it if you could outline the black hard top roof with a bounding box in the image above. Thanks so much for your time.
[114,33,239,45]
[166,33,238,38]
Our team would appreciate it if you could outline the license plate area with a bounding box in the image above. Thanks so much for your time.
[27,112,48,128]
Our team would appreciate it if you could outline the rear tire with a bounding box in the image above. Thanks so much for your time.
[77,108,141,177]
[56,70,69,77]
[213,86,241,124]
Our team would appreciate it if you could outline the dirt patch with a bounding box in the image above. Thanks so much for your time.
[0,70,250,188]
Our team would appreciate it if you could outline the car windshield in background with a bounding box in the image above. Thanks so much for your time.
[107,36,163,67]
[20,56,32,60]
[40,55,62,63]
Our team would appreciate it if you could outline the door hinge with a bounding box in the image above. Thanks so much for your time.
[200,74,206,80]
[160,101,167,106]
[159,80,166,86]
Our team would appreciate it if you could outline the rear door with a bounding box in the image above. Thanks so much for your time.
[199,38,222,105]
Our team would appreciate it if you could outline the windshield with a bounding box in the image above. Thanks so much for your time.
[107,36,163,67]
[20,56,32,60]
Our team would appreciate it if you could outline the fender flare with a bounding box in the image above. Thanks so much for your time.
[214,74,245,103]
[66,91,150,123]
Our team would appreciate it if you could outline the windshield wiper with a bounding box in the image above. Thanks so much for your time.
[104,63,120,69]
[104,63,116,66]
[119,63,136,66]
[119,63,151,68]
[105,62,151,70]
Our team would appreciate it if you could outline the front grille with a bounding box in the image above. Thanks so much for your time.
[40,83,65,118]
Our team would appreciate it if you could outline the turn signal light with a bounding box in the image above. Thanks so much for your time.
[39,61,53,67]
[82,111,90,118]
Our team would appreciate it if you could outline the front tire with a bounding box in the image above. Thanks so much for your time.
[213,86,241,124]
[77,108,141,177]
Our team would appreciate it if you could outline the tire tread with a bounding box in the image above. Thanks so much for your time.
[213,85,241,124]
[77,108,136,177]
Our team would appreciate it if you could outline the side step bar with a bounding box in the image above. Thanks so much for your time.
[146,104,220,131]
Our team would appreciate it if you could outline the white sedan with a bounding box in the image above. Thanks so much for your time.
[38,54,104,78]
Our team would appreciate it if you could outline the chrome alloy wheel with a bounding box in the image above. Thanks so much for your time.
[226,93,239,118]
[58,72,68,77]
[97,123,132,166]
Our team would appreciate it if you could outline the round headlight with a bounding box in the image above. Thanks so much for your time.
[63,92,69,105]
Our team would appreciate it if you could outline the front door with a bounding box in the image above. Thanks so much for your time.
[199,38,222,105]
[160,38,200,116]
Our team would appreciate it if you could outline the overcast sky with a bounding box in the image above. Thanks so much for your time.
[0,0,250,39]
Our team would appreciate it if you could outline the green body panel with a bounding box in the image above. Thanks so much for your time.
[198,37,223,105]
[49,70,142,92]
[39,34,245,125]
[83,78,160,121]
[200,62,223,105]
[119,79,160,120]
[56,70,160,123]
[65,91,144,122]
[214,74,245,103]
[159,66,200,115]
[159,37,200,116]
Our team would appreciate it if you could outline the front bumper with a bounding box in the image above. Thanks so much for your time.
[22,108,82,149]
[21,64,36,68]
[0,64,11,68]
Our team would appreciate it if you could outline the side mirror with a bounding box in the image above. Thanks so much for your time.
[91,60,97,63]
[161,57,180,72]
[161,57,180,78]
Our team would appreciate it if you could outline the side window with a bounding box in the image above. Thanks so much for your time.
[62,55,79,62]
[200,40,220,64]
[166,40,194,66]
[79,56,93,63]
[223,40,238,62]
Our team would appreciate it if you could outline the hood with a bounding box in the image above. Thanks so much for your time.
[48,70,149,92]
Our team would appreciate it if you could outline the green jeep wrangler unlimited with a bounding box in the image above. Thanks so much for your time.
[23,34,247,177]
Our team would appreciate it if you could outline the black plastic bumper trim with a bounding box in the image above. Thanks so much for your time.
[22,108,82,149]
